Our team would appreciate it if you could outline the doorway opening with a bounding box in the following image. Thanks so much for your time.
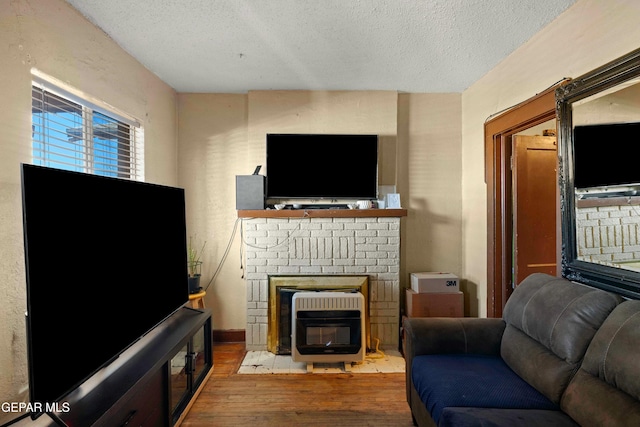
[484,82,567,317]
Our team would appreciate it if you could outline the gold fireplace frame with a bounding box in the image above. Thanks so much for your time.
[268,275,370,354]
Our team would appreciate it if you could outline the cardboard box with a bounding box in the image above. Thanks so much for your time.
[411,272,459,293]
[406,289,464,317]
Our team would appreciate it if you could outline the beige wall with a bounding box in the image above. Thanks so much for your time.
[178,93,248,330]
[462,0,640,317]
[0,0,177,417]
[397,93,464,309]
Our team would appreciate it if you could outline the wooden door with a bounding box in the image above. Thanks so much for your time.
[512,135,557,287]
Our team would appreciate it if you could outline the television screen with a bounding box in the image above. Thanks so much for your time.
[21,164,188,406]
[574,123,640,189]
[266,134,378,199]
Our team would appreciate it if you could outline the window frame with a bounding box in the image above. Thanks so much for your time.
[31,76,143,181]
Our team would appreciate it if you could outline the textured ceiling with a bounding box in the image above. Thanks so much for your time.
[64,0,577,93]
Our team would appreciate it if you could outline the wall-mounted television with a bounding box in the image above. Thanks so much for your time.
[21,164,188,410]
[574,122,640,191]
[265,134,378,199]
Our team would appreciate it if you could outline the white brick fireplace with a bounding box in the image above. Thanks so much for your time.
[240,210,405,351]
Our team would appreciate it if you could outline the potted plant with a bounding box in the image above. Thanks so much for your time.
[187,236,206,294]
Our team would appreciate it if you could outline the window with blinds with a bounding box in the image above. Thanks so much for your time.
[31,83,143,180]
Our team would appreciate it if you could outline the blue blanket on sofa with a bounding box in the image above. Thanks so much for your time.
[411,354,559,425]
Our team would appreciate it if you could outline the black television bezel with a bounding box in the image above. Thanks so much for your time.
[265,133,379,200]
[20,164,189,412]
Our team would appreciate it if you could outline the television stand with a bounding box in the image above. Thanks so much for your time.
[36,307,213,427]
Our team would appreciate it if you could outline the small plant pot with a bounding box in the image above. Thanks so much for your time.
[188,275,202,294]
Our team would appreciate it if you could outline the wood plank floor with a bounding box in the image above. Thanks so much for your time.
[180,342,415,426]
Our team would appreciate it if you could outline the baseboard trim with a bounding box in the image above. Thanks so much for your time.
[212,329,245,343]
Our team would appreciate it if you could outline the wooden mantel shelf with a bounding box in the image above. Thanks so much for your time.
[237,208,407,218]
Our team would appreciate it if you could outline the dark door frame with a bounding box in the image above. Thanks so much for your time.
[484,83,565,318]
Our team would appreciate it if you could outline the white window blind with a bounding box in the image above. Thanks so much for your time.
[31,81,144,180]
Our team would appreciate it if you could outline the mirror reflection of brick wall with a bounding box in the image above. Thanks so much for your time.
[576,203,640,267]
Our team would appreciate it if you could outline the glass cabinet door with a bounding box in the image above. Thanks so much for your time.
[169,316,212,425]
[169,343,190,416]
[191,324,209,387]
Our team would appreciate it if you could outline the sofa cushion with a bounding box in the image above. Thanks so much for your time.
[439,407,578,427]
[411,354,558,424]
[501,273,623,403]
[561,300,640,427]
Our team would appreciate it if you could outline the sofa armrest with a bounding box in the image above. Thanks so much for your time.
[403,317,506,407]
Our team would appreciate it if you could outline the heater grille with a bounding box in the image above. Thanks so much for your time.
[293,292,364,311]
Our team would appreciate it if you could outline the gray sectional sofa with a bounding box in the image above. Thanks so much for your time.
[403,273,640,427]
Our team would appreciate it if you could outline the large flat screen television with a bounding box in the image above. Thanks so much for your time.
[21,164,188,409]
[265,134,378,199]
[574,122,640,190]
